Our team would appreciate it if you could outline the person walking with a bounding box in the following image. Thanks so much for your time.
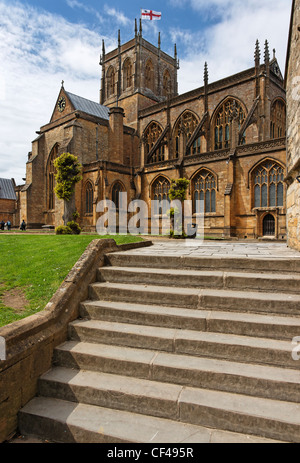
[20,219,26,231]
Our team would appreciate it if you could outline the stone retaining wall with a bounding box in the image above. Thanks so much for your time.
[0,238,151,442]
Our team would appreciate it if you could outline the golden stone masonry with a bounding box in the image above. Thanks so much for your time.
[4,7,299,244]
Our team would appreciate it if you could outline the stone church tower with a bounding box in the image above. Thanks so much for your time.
[100,20,179,129]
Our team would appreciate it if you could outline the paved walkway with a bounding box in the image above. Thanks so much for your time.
[132,239,300,259]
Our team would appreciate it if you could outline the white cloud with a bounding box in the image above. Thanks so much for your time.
[174,0,291,93]
[104,5,131,26]
[0,1,115,184]
[66,0,103,23]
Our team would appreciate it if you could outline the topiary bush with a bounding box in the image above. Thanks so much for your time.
[67,220,82,235]
[54,153,82,202]
[55,225,73,235]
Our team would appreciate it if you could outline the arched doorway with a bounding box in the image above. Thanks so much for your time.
[263,214,275,236]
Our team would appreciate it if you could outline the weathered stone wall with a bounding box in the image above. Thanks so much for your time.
[286,0,300,250]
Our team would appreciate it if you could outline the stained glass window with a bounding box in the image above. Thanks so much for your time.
[85,181,94,215]
[214,99,246,150]
[173,111,199,157]
[47,145,58,210]
[144,122,165,164]
[112,182,124,210]
[270,100,286,139]
[193,170,216,213]
[253,161,284,208]
[152,177,171,215]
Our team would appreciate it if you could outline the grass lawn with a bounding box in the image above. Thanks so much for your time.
[0,234,142,327]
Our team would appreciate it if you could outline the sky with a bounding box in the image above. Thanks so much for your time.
[0,0,293,185]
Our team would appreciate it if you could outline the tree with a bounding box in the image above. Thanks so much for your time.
[168,178,190,237]
[54,153,82,225]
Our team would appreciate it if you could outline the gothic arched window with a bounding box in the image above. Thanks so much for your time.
[107,66,116,98]
[47,144,58,210]
[253,160,284,208]
[145,60,155,93]
[163,70,171,97]
[214,99,246,150]
[173,111,199,158]
[193,169,216,213]
[144,122,165,164]
[112,182,124,210]
[85,181,94,215]
[270,99,286,139]
[123,58,132,91]
[152,177,171,215]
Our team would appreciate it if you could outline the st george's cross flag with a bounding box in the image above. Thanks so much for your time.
[141,9,162,20]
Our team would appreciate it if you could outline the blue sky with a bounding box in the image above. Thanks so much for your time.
[0,0,293,184]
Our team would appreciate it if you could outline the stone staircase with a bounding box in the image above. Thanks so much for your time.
[18,249,300,443]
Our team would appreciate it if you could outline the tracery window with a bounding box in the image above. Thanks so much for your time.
[123,58,132,91]
[270,100,286,139]
[152,177,171,215]
[193,169,216,213]
[85,181,94,215]
[47,144,58,210]
[107,67,116,98]
[144,122,165,164]
[145,60,155,93]
[173,112,199,158]
[214,99,246,150]
[253,160,284,208]
[112,182,124,210]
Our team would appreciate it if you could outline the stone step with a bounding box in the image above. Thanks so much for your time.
[68,319,298,369]
[105,252,300,274]
[53,341,300,403]
[88,282,300,315]
[98,266,300,294]
[80,300,300,340]
[36,367,300,442]
[18,396,282,443]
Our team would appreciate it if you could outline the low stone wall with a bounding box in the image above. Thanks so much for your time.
[0,238,152,442]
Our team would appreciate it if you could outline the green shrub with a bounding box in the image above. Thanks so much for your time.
[168,178,190,202]
[72,210,80,220]
[55,225,73,235]
[54,153,82,201]
[67,221,82,235]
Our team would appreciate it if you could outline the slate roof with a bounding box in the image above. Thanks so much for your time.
[0,178,16,200]
[65,91,110,120]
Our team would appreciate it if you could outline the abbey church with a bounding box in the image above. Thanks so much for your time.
[19,19,287,239]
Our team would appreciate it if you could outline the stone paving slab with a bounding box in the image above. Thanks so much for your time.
[122,240,300,259]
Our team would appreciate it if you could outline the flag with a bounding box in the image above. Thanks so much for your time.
[141,9,161,20]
